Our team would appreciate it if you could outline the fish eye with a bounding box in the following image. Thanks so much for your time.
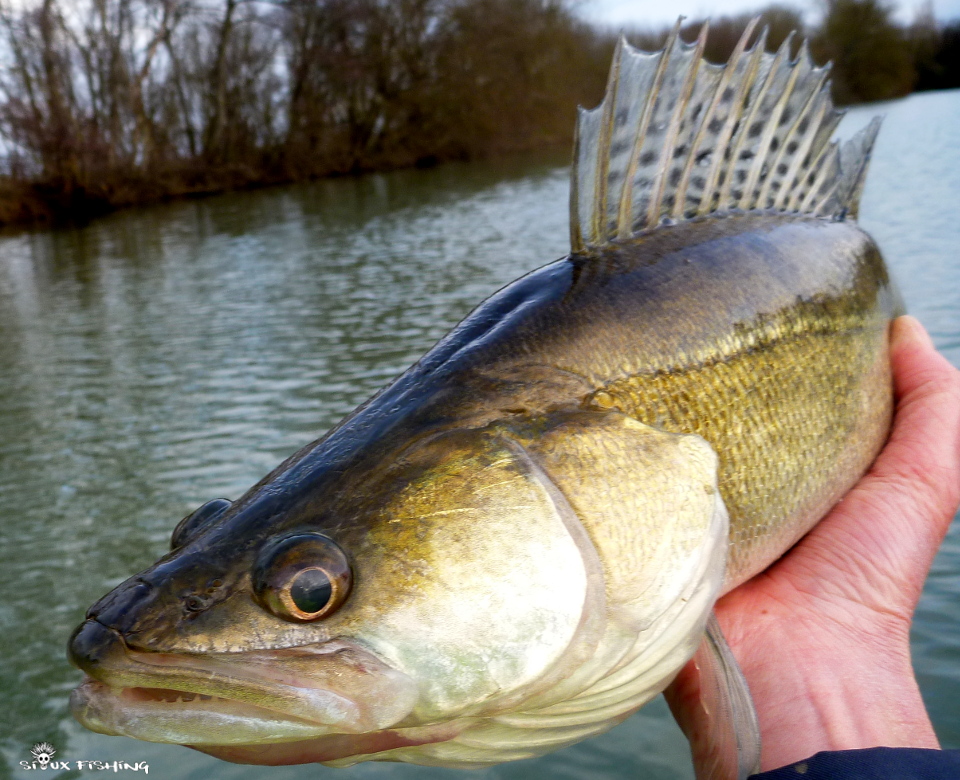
[171,498,232,550]
[252,532,351,622]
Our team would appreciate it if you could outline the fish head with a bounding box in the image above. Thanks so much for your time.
[67,420,616,763]
[69,412,727,765]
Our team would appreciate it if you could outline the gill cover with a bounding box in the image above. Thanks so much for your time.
[343,409,729,767]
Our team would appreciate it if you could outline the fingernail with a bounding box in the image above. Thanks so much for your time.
[891,315,934,351]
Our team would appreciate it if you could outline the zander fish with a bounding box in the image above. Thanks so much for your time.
[68,20,901,780]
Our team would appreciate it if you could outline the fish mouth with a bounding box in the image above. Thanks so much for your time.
[68,620,419,749]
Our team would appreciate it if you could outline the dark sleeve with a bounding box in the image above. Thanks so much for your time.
[748,747,960,779]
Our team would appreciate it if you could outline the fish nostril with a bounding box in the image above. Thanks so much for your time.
[68,620,126,675]
[183,595,206,613]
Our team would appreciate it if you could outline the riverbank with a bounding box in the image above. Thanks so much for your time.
[0,133,576,230]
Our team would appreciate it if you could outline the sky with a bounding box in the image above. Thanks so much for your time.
[582,0,960,28]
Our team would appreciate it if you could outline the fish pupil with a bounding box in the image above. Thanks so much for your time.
[290,569,332,614]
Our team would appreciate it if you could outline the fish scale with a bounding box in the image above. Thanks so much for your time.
[602,314,891,585]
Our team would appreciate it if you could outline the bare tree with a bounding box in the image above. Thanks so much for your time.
[0,0,951,226]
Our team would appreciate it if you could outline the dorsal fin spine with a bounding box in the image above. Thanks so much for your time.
[750,37,811,209]
[673,17,760,220]
[732,33,797,210]
[697,24,768,215]
[740,34,799,209]
[788,115,839,211]
[642,21,709,231]
[570,18,883,253]
[813,178,842,216]
[616,23,680,239]
[741,32,800,211]
[570,109,585,253]
[593,37,623,243]
[772,87,829,210]
[799,140,839,213]
[838,116,882,220]
[769,64,832,210]
[716,27,778,210]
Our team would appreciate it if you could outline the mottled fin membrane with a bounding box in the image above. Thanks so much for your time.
[570,18,883,253]
[687,614,761,780]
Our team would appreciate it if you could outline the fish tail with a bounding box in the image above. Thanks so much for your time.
[570,19,883,253]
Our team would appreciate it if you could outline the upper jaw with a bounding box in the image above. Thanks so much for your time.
[71,678,339,744]
[68,619,418,745]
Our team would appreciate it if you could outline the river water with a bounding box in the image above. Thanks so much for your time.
[1,89,958,780]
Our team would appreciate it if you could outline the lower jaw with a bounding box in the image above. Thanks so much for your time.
[192,723,464,766]
[73,677,459,765]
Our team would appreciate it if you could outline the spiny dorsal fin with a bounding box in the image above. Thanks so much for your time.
[570,19,883,254]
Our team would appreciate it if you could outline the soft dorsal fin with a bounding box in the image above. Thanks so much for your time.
[570,19,882,253]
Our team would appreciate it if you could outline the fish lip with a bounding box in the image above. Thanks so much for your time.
[74,645,363,728]
[68,620,418,740]
[71,677,337,744]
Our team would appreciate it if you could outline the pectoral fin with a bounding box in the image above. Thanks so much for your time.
[684,613,761,780]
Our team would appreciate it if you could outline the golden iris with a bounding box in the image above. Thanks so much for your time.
[252,532,351,622]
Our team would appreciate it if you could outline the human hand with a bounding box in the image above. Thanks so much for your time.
[665,315,960,774]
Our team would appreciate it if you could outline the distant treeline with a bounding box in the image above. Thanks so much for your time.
[629,1,960,105]
[0,0,955,227]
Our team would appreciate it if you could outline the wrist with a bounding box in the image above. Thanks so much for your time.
[747,621,939,770]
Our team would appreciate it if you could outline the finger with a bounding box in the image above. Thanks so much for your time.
[890,315,959,402]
